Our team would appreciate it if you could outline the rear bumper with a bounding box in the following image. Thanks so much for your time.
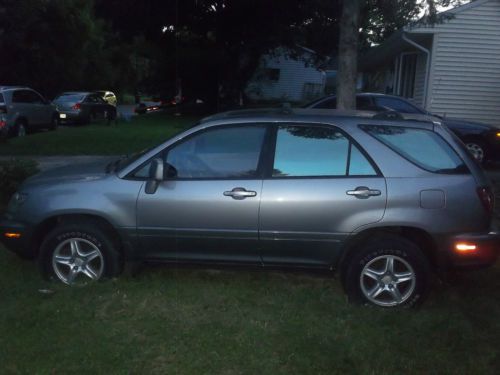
[0,219,35,259]
[445,231,500,268]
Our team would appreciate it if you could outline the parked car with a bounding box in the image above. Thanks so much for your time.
[95,90,117,107]
[53,92,117,125]
[1,109,498,308]
[305,93,500,163]
[0,86,59,137]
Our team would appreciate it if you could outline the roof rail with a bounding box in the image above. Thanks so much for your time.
[372,110,405,121]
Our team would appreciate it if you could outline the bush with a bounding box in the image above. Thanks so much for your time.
[0,159,39,209]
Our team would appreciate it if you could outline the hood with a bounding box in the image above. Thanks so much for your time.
[22,157,117,188]
[441,117,500,132]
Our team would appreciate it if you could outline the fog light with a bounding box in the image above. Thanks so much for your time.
[4,232,21,239]
[455,243,477,252]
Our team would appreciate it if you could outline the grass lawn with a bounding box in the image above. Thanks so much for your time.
[0,246,499,374]
[0,113,198,156]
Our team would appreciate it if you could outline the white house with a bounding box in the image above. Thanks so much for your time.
[363,0,500,125]
[245,46,326,103]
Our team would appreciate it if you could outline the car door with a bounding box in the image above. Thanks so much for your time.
[259,123,387,266]
[136,124,268,263]
[29,90,52,125]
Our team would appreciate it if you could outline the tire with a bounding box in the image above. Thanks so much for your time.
[49,114,59,131]
[14,121,27,137]
[38,221,122,285]
[465,140,488,164]
[343,235,431,308]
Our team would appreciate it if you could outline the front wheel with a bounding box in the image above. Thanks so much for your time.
[39,221,122,285]
[343,236,431,308]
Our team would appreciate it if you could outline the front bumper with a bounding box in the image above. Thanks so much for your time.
[0,219,35,259]
[446,231,500,268]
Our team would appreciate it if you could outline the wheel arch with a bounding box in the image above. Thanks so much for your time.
[337,226,438,286]
[30,213,124,258]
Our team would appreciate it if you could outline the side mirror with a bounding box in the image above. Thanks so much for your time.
[145,158,164,194]
[145,159,177,194]
[150,158,164,181]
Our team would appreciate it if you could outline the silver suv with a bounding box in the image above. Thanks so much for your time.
[0,86,59,137]
[1,109,498,308]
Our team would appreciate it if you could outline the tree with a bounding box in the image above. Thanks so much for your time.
[337,0,361,110]
[336,0,465,110]
[0,0,134,98]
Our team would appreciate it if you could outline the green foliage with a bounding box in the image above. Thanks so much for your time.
[0,251,499,373]
[0,159,39,207]
[0,0,135,98]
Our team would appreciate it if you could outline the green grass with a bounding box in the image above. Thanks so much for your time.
[0,113,197,156]
[0,247,498,374]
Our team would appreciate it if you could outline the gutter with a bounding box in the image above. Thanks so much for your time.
[402,32,431,110]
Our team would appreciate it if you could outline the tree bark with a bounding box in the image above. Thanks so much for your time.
[337,0,361,110]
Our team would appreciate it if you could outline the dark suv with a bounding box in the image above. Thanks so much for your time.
[0,86,59,137]
[306,93,500,163]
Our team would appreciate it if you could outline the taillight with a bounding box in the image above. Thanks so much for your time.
[72,103,81,110]
[477,186,494,215]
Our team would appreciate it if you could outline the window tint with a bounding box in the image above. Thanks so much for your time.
[374,97,422,114]
[349,144,377,175]
[0,93,4,103]
[12,90,30,103]
[356,96,375,111]
[166,126,266,178]
[313,97,336,109]
[26,90,45,104]
[361,125,467,173]
[273,125,377,177]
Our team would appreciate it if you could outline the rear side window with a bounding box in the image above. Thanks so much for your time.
[0,93,4,103]
[273,125,378,177]
[361,125,467,173]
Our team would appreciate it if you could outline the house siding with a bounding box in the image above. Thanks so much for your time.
[412,52,427,107]
[426,0,500,125]
[246,49,325,102]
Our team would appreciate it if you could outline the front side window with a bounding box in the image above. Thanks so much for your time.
[166,125,266,179]
[12,90,30,103]
[361,125,467,173]
[273,125,377,177]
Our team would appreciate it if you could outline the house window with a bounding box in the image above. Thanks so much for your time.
[262,68,280,81]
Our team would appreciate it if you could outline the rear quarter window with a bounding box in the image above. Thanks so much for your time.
[361,125,468,174]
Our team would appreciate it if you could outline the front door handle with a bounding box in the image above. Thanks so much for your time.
[346,186,381,199]
[223,187,257,200]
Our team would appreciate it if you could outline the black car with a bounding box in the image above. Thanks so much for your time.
[305,93,500,163]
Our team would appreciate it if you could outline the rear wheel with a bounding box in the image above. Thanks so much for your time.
[343,235,431,308]
[39,221,122,285]
[14,121,27,137]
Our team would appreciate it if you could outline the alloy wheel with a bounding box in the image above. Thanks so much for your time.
[360,255,416,307]
[52,238,104,285]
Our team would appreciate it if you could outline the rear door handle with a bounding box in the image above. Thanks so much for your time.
[346,186,381,199]
[223,187,257,200]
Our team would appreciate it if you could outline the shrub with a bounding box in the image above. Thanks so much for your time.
[0,159,39,208]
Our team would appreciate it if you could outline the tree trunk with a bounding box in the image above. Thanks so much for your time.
[337,0,361,110]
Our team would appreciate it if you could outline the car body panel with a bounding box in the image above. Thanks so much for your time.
[1,109,497,271]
